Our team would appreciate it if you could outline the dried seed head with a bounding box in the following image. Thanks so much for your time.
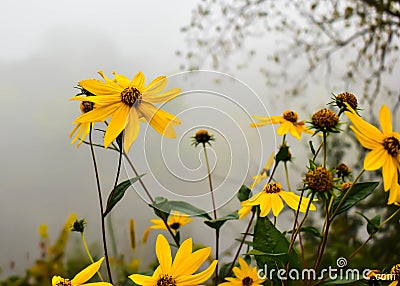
[312,108,339,129]
[306,167,334,193]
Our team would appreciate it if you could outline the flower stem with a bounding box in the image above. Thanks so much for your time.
[88,126,113,284]
[81,232,104,282]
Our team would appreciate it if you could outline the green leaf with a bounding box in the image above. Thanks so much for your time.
[285,226,322,238]
[204,211,238,230]
[275,144,290,163]
[253,216,301,285]
[331,182,379,216]
[104,174,145,217]
[237,185,252,202]
[357,212,381,235]
[309,140,316,156]
[247,249,286,256]
[122,278,138,286]
[150,197,212,220]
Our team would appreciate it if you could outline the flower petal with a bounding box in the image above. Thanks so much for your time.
[250,115,284,127]
[178,247,212,276]
[81,282,113,286]
[175,260,218,285]
[112,71,131,87]
[73,104,120,123]
[104,105,130,148]
[71,257,104,285]
[70,94,121,107]
[379,105,393,135]
[259,194,272,217]
[238,205,252,219]
[123,107,140,153]
[349,126,381,150]
[270,194,284,217]
[277,121,291,137]
[79,79,121,96]
[171,237,193,276]
[132,72,145,90]
[129,273,156,286]
[345,110,383,141]
[156,234,172,274]
[143,88,181,103]
[279,191,316,212]
[143,76,168,95]
[363,146,387,170]
[382,157,396,192]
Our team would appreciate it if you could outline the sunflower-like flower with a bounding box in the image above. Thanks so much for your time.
[251,110,312,140]
[239,182,316,218]
[130,234,218,286]
[71,71,181,153]
[219,258,265,286]
[142,211,193,243]
[345,104,400,204]
[51,257,111,286]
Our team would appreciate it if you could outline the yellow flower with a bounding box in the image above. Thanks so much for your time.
[345,104,400,204]
[250,152,275,189]
[240,182,316,218]
[142,211,193,243]
[251,110,311,139]
[69,101,93,147]
[38,224,49,239]
[219,258,265,286]
[72,71,181,153]
[130,234,218,286]
[51,257,111,286]
[389,263,399,286]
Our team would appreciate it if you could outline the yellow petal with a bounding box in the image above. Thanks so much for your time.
[138,102,180,138]
[349,126,381,150]
[363,146,386,170]
[289,124,301,140]
[123,107,140,153]
[73,104,120,123]
[279,191,316,212]
[276,121,291,136]
[70,94,121,107]
[250,115,284,128]
[132,71,145,90]
[156,234,172,274]
[112,72,131,87]
[129,273,156,285]
[379,105,393,135]
[52,276,66,286]
[238,205,252,219]
[178,247,212,276]
[171,237,193,276]
[259,194,272,217]
[143,88,181,103]
[345,110,383,141]
[104,105,130,148]
[79,79,121,96]
[270,194,284,217]
[382,157,396,192]
[81,282,113,286]
[175,260,218,285]
[71,257,104,285]
[143,76,168,95]
[232,266,245,280]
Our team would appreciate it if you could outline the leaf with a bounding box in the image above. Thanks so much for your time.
[237,185,252,202]
[122,278,138,286]
[150,197,212,220]
[357,212,381,235]
[331,182,379,216]
[275,144,290,163]
[285,226,322,238]
[204,211,238,230]
[247,249,286,256]
[104,174,145,217]
[309,140,316,156]
[253,216,301,285]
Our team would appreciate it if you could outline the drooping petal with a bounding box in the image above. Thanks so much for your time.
[123,107,141,153]
[363,146,387,170]
[270,194,284,217]
[71,257,104,285]
[79,79,121,96]
[104,105,130,148]
[112,71,131,87]
[238,205,252,219]
[349,126,381,150]
[132,72,145,90]
[81,282,113,286]
[73,104,120,123]
[379,105,393,135]
[345,110,383,141]
[382,157,396,192]
[142,76,168,95]
[70,94,121,107]
[175,260,218,285]
[279,191,316,212]
[143,88,181,103]
[156,234,172,274]
[129,273,156,286]
[250,115,284,127]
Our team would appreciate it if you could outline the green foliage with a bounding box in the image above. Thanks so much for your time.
[204,211,239,230]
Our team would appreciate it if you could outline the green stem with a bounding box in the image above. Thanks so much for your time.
[81,232,104,282]
[284,162,291,192]
[323,131,327,167]
[88,126,113,284]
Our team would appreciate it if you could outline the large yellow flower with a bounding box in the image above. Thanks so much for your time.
[239,182,316,218]
[142,211,194,243]
[72,71,181,153]
[345,104,400,204]
[51,257,111,286]
[219,258,265,286]
[251,110,311,139]
[130,234,218,286]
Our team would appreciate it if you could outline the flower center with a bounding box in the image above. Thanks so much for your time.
[121,87,142,107]
[337,92,358,110]
[157,274,176,286]
[242,276,254,286]
[56,279,72,286]
[383,136,399,157]
[170,222,180,230]
[311,108,339,129]
[306,166,334,193]
[283,110,298,123]
[80,101,93,113]
[263,182,282,194]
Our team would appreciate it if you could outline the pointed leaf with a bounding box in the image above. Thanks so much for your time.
[150,197,212,220]
[237,185,252,202]
[204,211,238,230]
[104,174,145,217]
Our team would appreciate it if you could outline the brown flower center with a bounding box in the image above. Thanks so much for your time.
[157,275,176,286]
[336,163,351,178]
[56,279,72,286]
[263,182,282,194]
[80,101,93,113]
[390,264,400,280]
[337,92,358,110]
[283,110,298,123]
[306,167,334,193]
[311,108,338,129]
[383,136,399,157]
[242,276,254,286]
[192,129,214,146]
[121,87,142,107]
[170,222,181,230]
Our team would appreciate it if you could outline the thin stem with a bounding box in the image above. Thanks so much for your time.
[284,162,291,192]
[81,232,104,282]
[202,143,218,285]
[88,126,113,284]
[323,131,327,167]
